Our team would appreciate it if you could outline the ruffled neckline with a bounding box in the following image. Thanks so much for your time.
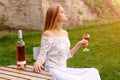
[42,36,68,38]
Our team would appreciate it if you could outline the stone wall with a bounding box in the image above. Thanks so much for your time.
[39,0,97,26]
[0,0,97,30]
[0,0,43,29]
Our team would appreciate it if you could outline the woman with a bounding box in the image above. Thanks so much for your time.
[33,4,101,80]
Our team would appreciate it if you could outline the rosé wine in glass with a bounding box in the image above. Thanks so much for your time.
[82,34,90,52]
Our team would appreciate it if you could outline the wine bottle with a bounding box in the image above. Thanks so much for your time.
[16,30,26,70]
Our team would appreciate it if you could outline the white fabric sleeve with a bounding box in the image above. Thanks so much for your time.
[37,37,52,62]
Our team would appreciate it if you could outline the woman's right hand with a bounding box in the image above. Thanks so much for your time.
[32,59,45,73]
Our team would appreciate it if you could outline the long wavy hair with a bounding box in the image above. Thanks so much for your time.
[44,5,60,31]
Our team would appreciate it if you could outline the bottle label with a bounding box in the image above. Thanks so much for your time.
[17,61,26,64]
[17,61,26,70]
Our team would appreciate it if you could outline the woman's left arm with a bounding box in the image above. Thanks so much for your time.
[70,40,88,55]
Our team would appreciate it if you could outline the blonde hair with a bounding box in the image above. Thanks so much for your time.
[44,5,60,31]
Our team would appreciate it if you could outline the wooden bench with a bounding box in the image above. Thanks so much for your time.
[0,65,52,80]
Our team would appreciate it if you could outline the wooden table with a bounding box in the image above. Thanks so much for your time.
[0,65,52,80]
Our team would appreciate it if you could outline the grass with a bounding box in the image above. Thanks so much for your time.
[0,21,120,80]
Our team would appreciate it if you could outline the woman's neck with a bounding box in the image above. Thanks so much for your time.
[54,22,63,31]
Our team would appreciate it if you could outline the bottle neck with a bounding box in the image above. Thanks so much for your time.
[18,30,22,39]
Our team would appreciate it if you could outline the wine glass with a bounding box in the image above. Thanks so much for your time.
[82,34,90,52]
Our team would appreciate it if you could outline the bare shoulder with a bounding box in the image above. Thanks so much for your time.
[42,30,52,37]
[42,30,68,37]
[62,30,68,36]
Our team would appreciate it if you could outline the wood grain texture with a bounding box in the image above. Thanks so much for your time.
[0,65,52,80]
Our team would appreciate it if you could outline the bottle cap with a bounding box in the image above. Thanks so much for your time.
[18,30,22,38]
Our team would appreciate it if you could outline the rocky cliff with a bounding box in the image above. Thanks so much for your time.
[0,0,97,30]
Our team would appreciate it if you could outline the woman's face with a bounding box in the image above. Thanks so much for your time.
[57,6,68,22]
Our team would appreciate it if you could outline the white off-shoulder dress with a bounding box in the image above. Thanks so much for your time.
[37,36,101,80]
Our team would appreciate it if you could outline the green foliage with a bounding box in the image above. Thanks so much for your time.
[0,21,120,80]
